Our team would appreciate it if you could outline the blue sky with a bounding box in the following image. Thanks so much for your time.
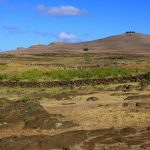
[0,0,150,51]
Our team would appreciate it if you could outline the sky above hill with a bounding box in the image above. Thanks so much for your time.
[0,0,150,51]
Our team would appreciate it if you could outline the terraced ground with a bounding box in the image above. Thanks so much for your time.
[0,53,150,150]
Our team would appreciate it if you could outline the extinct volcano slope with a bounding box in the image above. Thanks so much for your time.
[4,33,150,55]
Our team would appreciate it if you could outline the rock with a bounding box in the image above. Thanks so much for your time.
[122,103,128,107]
[138,84,148,91]
[119,127,137,136]
[115,84,134,92]
[86,97,98,102]
[125,94,150,101]
[146,127,150,131]
[123,85,133,92]
[55,122,63,128]
[12,136,18,139]
[3,122,8,125]
[136,102,150,108]
[70,86,74,89]
[115,85,123,91]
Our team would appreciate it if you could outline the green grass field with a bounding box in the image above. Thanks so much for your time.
[0,67,149,81]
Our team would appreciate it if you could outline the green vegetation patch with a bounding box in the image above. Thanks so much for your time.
[140,79,150,86]
[0,62,7,66]
[0,67,149,81]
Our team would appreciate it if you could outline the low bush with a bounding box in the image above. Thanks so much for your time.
[83,48,90,51]
[24,115,32,126]
[140,79,150,86]
[20,94,31,102]
[0,74,7,81]
[0,62,7,66]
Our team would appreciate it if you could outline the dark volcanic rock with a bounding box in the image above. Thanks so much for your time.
[125,94,150,101]
[115,84,134,92]
[0,73,149,88]
[0,127,150,150]
[86,97,99,102]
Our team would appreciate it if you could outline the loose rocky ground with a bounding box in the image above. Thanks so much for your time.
[0,73,149,150]
[0,98,76,130]
[0,50,150,150]
[0,127,150,150]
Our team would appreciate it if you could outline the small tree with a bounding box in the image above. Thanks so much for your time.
[83,48,90,51]
[126,31,136,34]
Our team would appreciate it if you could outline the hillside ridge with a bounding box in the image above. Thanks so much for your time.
[2,33,150,55]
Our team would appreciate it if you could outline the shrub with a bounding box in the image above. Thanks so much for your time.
[0,62,7,66]
[83,48,90,51]
[0,74,7,81]
[8,73,21,81]
[126,31,136,34]
[24,115,32,126]
[20,94,31,103]
[140,79,150,86]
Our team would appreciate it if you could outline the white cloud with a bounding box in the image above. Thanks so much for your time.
[36,5,86,16]
[58,32,78,43]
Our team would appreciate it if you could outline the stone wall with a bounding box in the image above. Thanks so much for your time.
[0,73,149,88]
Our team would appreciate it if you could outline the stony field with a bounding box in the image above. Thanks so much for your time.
[0,53,150,150]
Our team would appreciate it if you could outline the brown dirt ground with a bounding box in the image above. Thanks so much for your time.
[0,83,150,150]
[0,127,150,150]
[0,99,76,130]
